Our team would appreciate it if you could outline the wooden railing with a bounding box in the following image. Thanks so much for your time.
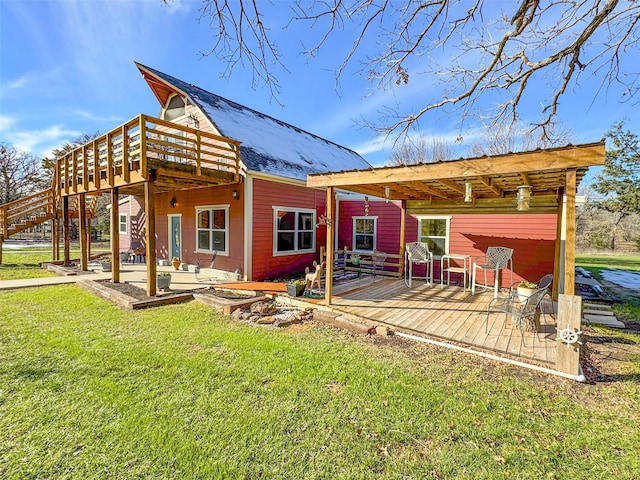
[56,114,242,195]
[0,189,55,238]
[320,247,402,278]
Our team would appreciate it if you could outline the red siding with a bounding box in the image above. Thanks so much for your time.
[338,199,557,287]
[153,184,245,274]
[251,178,326,280]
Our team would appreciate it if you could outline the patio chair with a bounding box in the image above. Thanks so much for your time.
[506,273,555,322]
[371,250,388,282]
[485,286,548,347]
[471,246,513,298]
[404,242,433,288]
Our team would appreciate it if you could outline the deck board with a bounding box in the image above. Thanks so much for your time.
[328,278,557,366]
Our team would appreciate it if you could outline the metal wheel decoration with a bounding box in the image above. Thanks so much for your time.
[556,328,583,346]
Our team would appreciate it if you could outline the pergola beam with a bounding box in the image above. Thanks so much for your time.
[308,142,605,188]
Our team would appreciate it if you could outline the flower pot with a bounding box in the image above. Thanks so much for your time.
[172,260,181,270]
[157,274,171,290]
[287,283,305,297]
[100,261,112,272]
[517,286,536,303]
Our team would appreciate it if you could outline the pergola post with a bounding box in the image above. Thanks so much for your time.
[564,169,577,295]
[324,187,335,305]
[111,187,120,283]
[78,193,88,271]
[145,172,157,296]
[555,169,581,376]
[552,188,564,300]
[399,200,406,278]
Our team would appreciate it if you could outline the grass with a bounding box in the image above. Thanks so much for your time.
[1,285,639,479]
[577,253,640,323]
[0,249,90,280]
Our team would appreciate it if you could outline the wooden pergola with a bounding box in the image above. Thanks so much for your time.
[307,142,606,376]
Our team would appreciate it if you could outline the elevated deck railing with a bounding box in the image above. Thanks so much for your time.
[56,114,242,195]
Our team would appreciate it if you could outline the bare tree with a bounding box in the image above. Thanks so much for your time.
[0,141,41,204]
[468,120,573,157]
[387,136,456,166]
[192,0,640,138]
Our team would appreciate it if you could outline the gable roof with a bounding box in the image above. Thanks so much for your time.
[136,63,372,181]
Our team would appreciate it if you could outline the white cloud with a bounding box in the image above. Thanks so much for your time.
[6,125,81,157]
[0,115,17,132]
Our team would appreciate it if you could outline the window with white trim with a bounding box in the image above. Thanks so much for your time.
[352,216,377,252]
[118,214,128,234]
[196,205,229,255]
[273,207,315,254]
[417,216,451,257]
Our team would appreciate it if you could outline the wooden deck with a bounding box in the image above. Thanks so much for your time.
[325,276,558,365]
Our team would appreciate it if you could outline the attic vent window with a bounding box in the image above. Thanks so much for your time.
[164,95,186,121]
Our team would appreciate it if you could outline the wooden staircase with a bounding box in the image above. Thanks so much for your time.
[0,188,97,241]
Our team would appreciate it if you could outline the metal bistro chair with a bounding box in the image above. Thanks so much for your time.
[486,286,548,347]
[471,246,514,298]
[371,250,388,282]
[507,273,555,322]
[404,242,433,288]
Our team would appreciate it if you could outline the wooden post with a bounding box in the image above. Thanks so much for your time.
[78,194,88,271]
[145,172,157,296]
[552,188,564,300]
[0,236,3,265]
[555,294,582,376]
[122,123,130,183]
[111,187,120,283]
[324,187,335,305]
[564,170,577,296]
[63,196,70,266]
[52,218,59,261]
[399,200,406,278]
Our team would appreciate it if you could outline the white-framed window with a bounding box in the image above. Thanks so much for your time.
[273,207,316,255]
[196,205,229,255]
[417,215,452,257]
[352,216,377,252]
[118,214,128,234]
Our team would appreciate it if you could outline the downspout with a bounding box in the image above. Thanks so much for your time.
[394,331,586,382]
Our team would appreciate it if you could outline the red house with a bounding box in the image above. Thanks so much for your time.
[117,63,372,281]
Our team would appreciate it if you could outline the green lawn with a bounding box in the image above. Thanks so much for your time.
[0,249,88,280]
[1,285,639,479]
[577,253,640,323]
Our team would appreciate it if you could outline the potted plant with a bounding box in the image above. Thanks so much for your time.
[516,281,538,302]
[157,271,171,290]
[286,278,307,297]
[172,256,181,270]
[119,252,129,263]
[100,256,112,272]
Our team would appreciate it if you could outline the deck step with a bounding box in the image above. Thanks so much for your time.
[583,309,615,316]
[582,314,626,329]
[583,302,613,311]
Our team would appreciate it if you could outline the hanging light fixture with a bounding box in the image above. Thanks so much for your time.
[384,186,390,203]
[364,196,369,216]
[464,182,473,203]
[516,185,532,211]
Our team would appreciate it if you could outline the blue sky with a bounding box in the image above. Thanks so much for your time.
[1,0,637,169]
